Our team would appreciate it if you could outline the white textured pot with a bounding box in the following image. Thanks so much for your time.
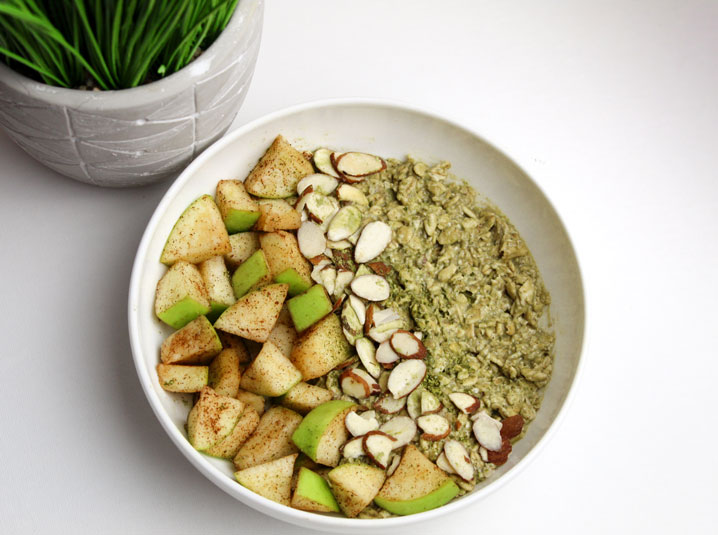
[0,0,263,187]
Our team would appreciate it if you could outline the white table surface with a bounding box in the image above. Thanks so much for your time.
[1,1,716,533]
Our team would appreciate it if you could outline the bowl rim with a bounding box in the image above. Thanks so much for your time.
[0,0,262,107]
[128,97,588,530]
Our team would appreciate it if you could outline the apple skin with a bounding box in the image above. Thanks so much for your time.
[231,250,271,298]
[291,399,355,462]
[287,284,333,332]
[373,479,460,515]
[224,209,260,233]
[157,296,210,329]
[292,467,340,513]
[275,268,312,297]
[206,301,230,323]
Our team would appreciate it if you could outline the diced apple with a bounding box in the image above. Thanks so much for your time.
[231,249,272,298]
[214,283,289,342]
[234,406,303,470]
[290,314,352,380]
[187,386,244,451]
[291,400,356,467]
[204,406,260,459]
[265,322,297,357]
[197,256,236,322]
[326,463,385,518]
[215,179,260,233]
[255,200,301,232]
[154,261,210,329]
[225,232,260,269]
[208,348,241,398]
[290,467,340,513]
[259,231,312,296]
[157,363,208,393]
[287,284,333,332]
[244,135,313,199]
[235,389,266,416]
[160,315,222,365]
[235,453,298,506]
[160,195,230,265]
[374,445,460,516]
[280,382,333,414]
[239,341,302,397]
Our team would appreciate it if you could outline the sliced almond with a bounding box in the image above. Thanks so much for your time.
[313,148,340,178]
[360,410,377,421]
[327,239,352,250]
[354,221,392,264]
[342,436,365,459]
[472,412,503,451]
[368,325,401,343]
[363,303,376,335]
[349,295,366,326]
[305,192,339,224]
[379,415,417,449]
[297,221,327,259]
[362,431,396,469]
[340,368,380,399]
[375,340,400,365]
[413,331,423,340]
[330,293,346,314]
[386,453,401,477]
[334,268,354,298]
[378,370,390,392]
[416,414,450,441]
[387,360,426,399]
[390,330,427,359]
[355,337,381,379]
[500,414,525,440]
[297,173,339,195]
[372,307,401,327]
[420,391,442,414]
[443,440,474,482]
[436,451,457,474]
[487,438,512,466]
[308,253,329,266]
[345,410,379,437]
[311,259,331,285]
[336,183,368,205]
[449,392,481,415]
[336,152,387,178]
[294,185,313,213]
[367,261,392,276]
[406,388,423,420]
[335,357,358,371]
[319,265,337,295]
[327,205,363,242]
[351,274,390,301]
[341,299,363,344]
[374,394,407,414]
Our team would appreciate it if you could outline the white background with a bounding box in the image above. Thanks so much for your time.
[1,1,716,533]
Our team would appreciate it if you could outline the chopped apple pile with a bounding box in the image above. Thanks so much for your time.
[151,135,525,518]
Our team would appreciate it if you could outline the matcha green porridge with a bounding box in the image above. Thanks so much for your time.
[152,136,554,518]
[316,156,554,517]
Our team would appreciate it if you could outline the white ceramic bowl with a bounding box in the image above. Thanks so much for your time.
[128,99,586,532]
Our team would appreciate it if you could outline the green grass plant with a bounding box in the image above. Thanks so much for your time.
[0,0,240,90]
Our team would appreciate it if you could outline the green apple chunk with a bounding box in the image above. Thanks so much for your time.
[239,341,302,397]
[244,135,313,199]
[280,382,333,415]
[204,406,260,459]
[292,400,356,467]
[225,232,260,269]
[235,453,298,506]
[259,231,312,296]
[290,313,351,380]
[156,363,208,393]
[214,283,289,342]
[160,194,231,265]
[287,284,333,332]
[208,348,241,398]
[265,323,297,357]
[236,389,266,416]
[154,261,210,329]
[327,463,386,518]
[231,249,272,298]
[374,444,460,516]
[255,199,302,232]
[187,386,245,451]
[160,315,222,365]
[198,255,236,322]
[215,179,260,233]
[291,467,340,513]
[234,406,303,470]
[275,268,312,296]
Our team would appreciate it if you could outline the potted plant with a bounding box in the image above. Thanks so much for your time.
[0,0,263,187]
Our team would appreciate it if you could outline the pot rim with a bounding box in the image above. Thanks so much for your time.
[0,0,261,108]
